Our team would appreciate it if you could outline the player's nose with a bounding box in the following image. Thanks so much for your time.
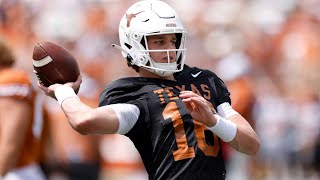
[163,51,176,62]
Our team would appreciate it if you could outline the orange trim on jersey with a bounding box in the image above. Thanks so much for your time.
[0,68,33,100]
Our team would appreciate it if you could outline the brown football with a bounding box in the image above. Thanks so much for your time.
[32,42,80,90]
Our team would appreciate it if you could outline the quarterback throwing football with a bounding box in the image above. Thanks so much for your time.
[39,1,260,179]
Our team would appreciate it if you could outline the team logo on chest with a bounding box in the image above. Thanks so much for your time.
[153,87,178,104]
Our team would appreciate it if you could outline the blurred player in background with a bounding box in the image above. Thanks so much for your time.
[99,134,147,180]
[38,1,260,179]
[0,39,46,179]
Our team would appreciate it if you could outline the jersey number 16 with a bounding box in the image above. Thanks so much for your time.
[162,101,220,161]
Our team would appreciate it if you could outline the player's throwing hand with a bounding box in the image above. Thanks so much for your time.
[38,75,82,100]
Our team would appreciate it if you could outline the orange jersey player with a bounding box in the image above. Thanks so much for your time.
[100,134,147,180]
[0,39,46,179]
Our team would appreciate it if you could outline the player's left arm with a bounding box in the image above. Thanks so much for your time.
[180,91,260,155]
[224,112,260,155]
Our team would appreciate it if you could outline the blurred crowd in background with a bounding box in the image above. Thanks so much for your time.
[1,0,320,179]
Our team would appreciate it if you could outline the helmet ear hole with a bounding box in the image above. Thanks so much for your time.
[124,43,132,49]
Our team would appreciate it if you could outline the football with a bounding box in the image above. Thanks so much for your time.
[32,42,80,89]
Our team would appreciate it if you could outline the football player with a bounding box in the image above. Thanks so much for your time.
[39,1,260,179]
[0,39,46,179]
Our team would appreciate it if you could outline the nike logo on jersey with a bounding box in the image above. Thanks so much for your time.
[191,71,202,78]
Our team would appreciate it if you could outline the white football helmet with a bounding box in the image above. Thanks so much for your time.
[117,0,187,77]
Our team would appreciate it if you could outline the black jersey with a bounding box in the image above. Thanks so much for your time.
[99,65,231,180]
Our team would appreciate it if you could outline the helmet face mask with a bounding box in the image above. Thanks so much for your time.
[119,0,187,77]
